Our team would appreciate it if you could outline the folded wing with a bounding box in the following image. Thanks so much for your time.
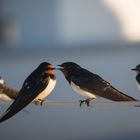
[72,69,137,101]
[0,74,49,123]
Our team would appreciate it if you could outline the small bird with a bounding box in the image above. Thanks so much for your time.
[0,62,56,122]
[131,64,140,91]
[0,76,18,102]
[58,62,137,106]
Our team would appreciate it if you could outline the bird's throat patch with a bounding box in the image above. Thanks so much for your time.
[47,69,55,75]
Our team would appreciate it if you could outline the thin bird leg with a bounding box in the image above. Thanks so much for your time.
[34,99,46,106]
[79,98,95,107]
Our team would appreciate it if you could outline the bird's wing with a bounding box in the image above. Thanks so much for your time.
[0,74,49,122]
[2,85,18,100]
[72,69,136,101]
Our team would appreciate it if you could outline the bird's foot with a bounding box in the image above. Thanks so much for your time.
[79,99,93,107]
[34,99,45,106]
[79,100,85,107]
[34,100,40,105]
[38,99,45,106]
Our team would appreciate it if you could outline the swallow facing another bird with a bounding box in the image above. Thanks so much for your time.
[58,62,137,106]
[132,64,140,91]
[0,62,56,123]
[0,76,18,102]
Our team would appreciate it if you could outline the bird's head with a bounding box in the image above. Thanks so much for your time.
[38,62,55,75]
[57,62,81,77]
[131,64,140,73]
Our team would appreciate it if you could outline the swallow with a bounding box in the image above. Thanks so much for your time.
[131,64,140,91]
[0,62,56,122]
[0,76,18,102]
[58,62,137,106]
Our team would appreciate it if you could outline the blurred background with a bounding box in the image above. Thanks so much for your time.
[0,0,140,140]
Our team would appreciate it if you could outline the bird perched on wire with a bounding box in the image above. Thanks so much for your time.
[132,64,140,91]
[58,62,137,106]
[0,62,56,123]
[0,76,18,102]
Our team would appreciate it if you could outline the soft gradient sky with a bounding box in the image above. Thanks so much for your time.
[1,0,140,48]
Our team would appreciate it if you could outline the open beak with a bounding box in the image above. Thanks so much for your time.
[57,65,64,70]
[49,67,56,70]
[57,65,67,76]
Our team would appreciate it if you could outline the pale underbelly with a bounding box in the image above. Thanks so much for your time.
[71,81,99,99]
[136,81,140,91]
[35,78,56,100]
[0,93,13,102]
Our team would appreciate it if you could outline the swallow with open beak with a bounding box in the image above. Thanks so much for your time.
[58,62,137,106]
[0,62,56,122]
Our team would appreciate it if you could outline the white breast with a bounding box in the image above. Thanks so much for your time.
[36,78,56,100]
[0,93,13,102]
[136,81,140,91]
[0,79,4,85]
[71,81,98,99]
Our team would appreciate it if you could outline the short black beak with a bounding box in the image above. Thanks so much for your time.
[48,67,56,70]
[131,68,137,71]
[57,65,63,70]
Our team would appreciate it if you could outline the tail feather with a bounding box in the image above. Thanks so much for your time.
[101,86,137,101]
[0,109,12,123]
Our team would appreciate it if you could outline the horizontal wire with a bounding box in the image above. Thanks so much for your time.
[0,83,140,107]
[1,100,140,107]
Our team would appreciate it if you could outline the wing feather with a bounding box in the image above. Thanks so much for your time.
[0,73,49,122]
[72,68,136,101]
